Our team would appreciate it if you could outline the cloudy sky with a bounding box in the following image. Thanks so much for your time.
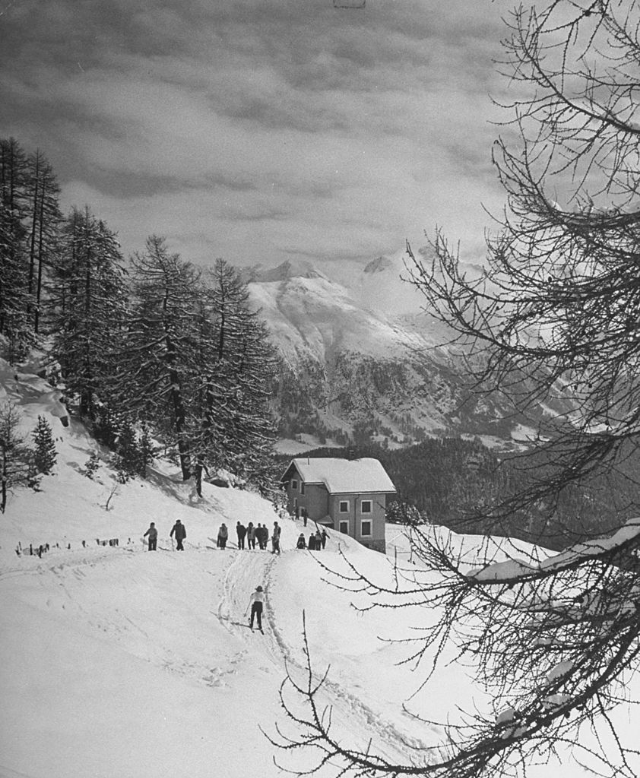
[1,0,516,271]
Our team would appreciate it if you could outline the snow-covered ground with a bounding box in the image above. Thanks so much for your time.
[0,358,630,778]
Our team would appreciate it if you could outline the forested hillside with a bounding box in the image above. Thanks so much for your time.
[0,137,278,490]
[287,439,640,549]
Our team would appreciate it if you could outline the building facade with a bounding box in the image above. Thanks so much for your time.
[281,457,396,553]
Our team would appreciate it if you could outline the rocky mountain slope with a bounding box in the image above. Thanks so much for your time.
[246,252,573,449]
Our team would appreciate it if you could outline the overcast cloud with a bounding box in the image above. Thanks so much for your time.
[1,0,516,269]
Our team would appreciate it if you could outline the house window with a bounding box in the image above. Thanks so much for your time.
[339,520,349,534]
[300,482,305,495]
[361,500,372,514]
[361,520,372,537]
[292,479,298,491]
[339,500,349,513]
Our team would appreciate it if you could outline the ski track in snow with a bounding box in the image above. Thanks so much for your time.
[215,547,435,762]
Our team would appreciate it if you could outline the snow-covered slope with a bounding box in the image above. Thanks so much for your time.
[247,254,448,364]
[0,359,615,778]
[247,253,573,448]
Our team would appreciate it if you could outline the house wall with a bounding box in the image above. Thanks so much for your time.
[283,468,328,520]
[329,492,387,553]
[301,483,329,521]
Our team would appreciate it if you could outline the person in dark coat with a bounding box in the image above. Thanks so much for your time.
[170,519,187,550]
[314,529,322,550]
[271,521,281,555]
[257,523,268,550]
[144,522,158,551]
[308,533,316,551]
[321,529,328,549]
[236,521,247,550]
[296,533,306,549]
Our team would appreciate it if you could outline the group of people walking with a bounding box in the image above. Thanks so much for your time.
[143,520,187,551]
[234,521,283,553]
[144,517,329,555]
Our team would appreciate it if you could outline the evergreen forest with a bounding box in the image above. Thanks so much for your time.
[0,137,278,490]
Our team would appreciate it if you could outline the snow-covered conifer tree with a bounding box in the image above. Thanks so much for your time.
[0,138,33,361]
[24,150,63,334]
[191,258,277,482]
[49,207,128,419]
[118,236,200,481]
[0,402,39,511]
[32,414,57,475]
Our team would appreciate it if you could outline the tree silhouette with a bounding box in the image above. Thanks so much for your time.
[273,2,640,776]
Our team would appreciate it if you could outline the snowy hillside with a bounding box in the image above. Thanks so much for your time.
[0,359,618,778]
[246,253,450,364]
[246,253,574,448]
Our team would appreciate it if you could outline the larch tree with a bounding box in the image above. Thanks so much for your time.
[49,207,128,419]
[121,236,200,481]
[25,150,63,334]
[192,258,277,484]
[0,138,32,361]
[274,2,640,778]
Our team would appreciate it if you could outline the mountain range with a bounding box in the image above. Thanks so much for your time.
[245,251,572,450]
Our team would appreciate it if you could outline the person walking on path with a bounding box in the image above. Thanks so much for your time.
[271,521,281,555]
[169,519,186,551]
[218,523,228,550]
[321,528,328,549]
[308,533,316,551]
[246,585,265,631]
[315,529,322,550]
[144,522,158,551]
[247,522,256,550]
[236,521,246,550]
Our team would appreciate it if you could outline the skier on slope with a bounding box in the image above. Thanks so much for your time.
[169,519,186,551]
[246,585,265,631]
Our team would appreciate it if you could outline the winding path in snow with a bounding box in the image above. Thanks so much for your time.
[215,546,436,765]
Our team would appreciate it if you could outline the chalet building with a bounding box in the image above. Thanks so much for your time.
[280,457,396,553]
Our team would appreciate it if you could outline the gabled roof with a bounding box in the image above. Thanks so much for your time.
[283,457,396,495]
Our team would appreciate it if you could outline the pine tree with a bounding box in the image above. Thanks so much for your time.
[32,415,57,475]
[0,402,39,511]
[110,419,141,482]
[118,236,200,480]
[136,423,156,478]
[0,138,33,361]
[80,452,100,480]
[24,150,62,334]
[49,207,128,419]
[191,259,277,481]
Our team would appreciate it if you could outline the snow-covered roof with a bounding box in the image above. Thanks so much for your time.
[285,457,396,495]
